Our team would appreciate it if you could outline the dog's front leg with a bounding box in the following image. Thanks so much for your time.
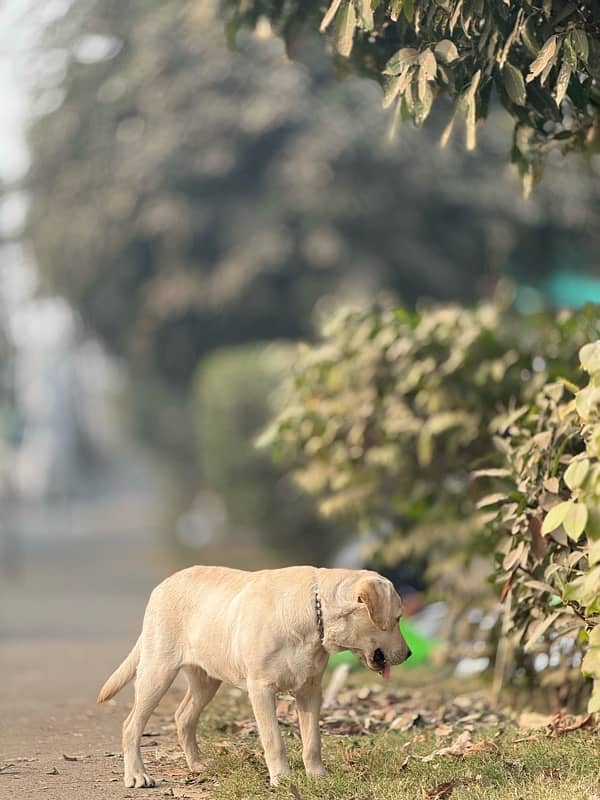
[247,680,290,785]
[296,677,327,777]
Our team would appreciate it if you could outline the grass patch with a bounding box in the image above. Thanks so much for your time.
[185,690,600,800]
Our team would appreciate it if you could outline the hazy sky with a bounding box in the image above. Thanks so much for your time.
[0,1,34,184]
[0,1,76,334]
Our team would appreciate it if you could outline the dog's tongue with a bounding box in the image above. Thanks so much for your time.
[381,662,391,680]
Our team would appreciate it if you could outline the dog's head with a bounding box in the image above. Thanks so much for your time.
[326,571,411,676]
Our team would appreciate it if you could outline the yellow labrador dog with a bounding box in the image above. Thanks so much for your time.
[97,565,411,788]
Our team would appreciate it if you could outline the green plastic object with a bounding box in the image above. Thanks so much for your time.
[327,618,437,670]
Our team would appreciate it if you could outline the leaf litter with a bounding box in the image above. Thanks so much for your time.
[117,684,598,795]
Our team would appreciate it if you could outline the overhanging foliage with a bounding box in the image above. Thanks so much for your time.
[224,0,600,188]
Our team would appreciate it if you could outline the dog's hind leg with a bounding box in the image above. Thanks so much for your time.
[123,663,178,788]
[175,666,221,772]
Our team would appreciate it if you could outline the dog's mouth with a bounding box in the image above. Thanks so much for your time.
[368,648,390,679]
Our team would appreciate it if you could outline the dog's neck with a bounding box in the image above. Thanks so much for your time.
[313,584,325,645]
[312,570,361,653]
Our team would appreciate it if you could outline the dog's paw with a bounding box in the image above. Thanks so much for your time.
[306,764,329,778]
[187,759,206,775]
[269,770,291,787]
[124,771,156,788]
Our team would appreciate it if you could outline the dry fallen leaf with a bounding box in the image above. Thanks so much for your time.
[419,730,498,762]
[464,740,495,755]
[549,713,592,735]
[290,784,305,800]
[425,780,458,799]
[511,735,539,744]
[419,730,472,762]
[543,767,561,779]
[389,712,419,732]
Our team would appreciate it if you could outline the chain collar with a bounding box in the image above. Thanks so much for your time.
[314,584,325,645]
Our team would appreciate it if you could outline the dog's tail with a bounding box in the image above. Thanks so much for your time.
[96,636,141,704]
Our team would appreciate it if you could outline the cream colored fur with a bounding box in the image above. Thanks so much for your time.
[97,565,409,788]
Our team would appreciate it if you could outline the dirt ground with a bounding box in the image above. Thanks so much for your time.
[0,485,195,800]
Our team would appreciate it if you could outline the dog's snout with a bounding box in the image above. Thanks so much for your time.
[406,646,412,659]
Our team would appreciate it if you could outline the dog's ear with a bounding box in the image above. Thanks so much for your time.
[355,576,395,631]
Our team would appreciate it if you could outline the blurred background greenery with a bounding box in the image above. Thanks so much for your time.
[10,0,598,562]
[1,0,599,707]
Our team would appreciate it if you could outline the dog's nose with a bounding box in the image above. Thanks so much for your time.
[406,647,412,659]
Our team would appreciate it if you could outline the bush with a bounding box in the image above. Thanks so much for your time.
[261,303,597,572]
[260,301,600,704]
[482,343,600,712]
[193,344,344,564]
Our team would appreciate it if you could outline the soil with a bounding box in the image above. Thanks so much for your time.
[0,488,193,800]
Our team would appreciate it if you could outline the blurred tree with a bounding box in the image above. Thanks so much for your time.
[193,343,344,562]
[27,0,600,392]
[225,0,600,189]
[0,320,16,445]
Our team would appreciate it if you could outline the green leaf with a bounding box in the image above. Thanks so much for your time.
[524,611,561,652]
[357,0,374,29]
[504,540,526,571]
[419,49,437,81]
[384,47,419,75]
[477,492,508,509]
[562,37,578,70]
[471,468,511,479]
[503,63,527,106]
[382,71,412,108]
[564,458,590,490]
[521,15,542,57]
[389,0,404,22]
[554,61,571,107]
[582,643,600,677]
[564,502,588,540]
[576,385,600,419]
[334,0,356,57]
[541,501,572,535]
[526,35,558,83]
[434,40,459,65]
[571,29,589,64]
[320,0,343,32]
[579,341,600,375]
[564,565,600,607]
[589,539,600,566]
[588,680,600,714]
